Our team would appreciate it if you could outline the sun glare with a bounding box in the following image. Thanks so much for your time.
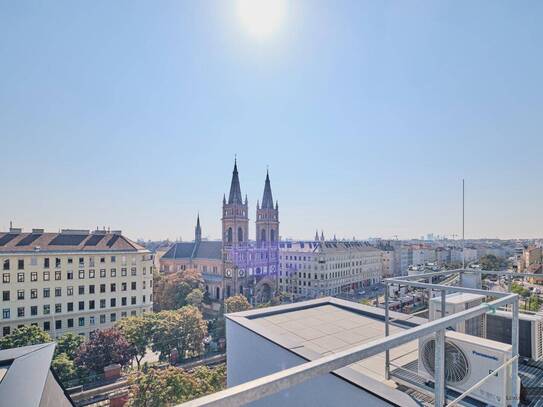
[237,0,286,39]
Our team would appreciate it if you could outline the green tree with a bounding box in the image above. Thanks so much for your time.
[479,254,506,271]
[52,353,79,385]
[55,332,84,359]
[75,327,136,373]
[153,269,204,311]
[224,295,251,313]
[0,325,51,350]
[186,288,204,308]
[116,316,154,369]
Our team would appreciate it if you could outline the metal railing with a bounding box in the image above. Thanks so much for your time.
[178,283,519,407]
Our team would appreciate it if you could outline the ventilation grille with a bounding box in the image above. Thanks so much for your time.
[421,338,470,384]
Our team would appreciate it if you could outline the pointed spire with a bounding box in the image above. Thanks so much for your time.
[321,230,325,241]
[261,169,274,209]
[315,230,319,241]
[256,199,260,209]
[223,194,226,205]
[228,159,243,205]
[245,194,248,205]
[275,200,279,210]
[195,213,202,242]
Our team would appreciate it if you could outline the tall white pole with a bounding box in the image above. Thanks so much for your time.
[462,179,465,270]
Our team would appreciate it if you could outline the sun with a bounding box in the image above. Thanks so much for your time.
[236,0,287,39]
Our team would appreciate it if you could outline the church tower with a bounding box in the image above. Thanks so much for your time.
[256,170,279,247]
[222,159,249,246]
[195,214,202,242]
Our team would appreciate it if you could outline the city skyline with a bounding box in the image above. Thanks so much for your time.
[2,1,543,240]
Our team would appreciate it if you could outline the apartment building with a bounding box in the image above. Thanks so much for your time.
[0,228,153,338]
[278,241,382,299]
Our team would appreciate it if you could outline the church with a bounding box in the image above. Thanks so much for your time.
[160,160,279,303]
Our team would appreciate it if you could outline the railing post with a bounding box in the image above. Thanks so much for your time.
[441,289,446,320]
[384,283,390,381]
[434,328,446,407]
[511,296,519,407]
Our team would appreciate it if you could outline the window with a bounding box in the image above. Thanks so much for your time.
[79,257,84,267]
[110,283,116,292]
[100,269,106,278]
[110,313,116,322]
[44,258,50,268]
[89,300,95,310]
[67,302,73,312]
[43,288,50,298]
[17,273,24,283]
[2,259,9,270]
[121,282,127,291]
[78,301,84,311]
[89,285,95,294]
[55,270,61,280]
[67,318,74,328]
[78,270,85,279]
[43,304,50,314]
[100,257,105,263]
[2,309,10,319]
[55,258,61,268]
[30,289,37,299]
[2,291,8,301]
[55,287,61,297]
[17,290,24,300]
[78,317,85,327]
[100,299,106,309]
[67,286,73,296]
[131,282,136,290]
[17,307,24,317]
[89,316,95,325]
[100,284,106,293]
[31,306,38,316]
[43,321,50,331]
[89,269,95,278]
[111,256,116,263]
[143,281,146,289]
[3,326,10,336]
[143,295,146,303]
[131,296,136,305]
[55,304,62,313]
[78,285,85,295]
[67,257,73,264]
[110,298,116,307]
[67,271,73,280]
[100,314,106,324]
[131,310,137,316]
[31,272,38,282]
[89,257,95,267]
[121,268,127,277]
[17,259,24,270]
[111,268,116,277]
[121,297,127,306]
[131,267,137,276]
[121,311,127,318]
[55,320,62,330]
[2,274,9,283]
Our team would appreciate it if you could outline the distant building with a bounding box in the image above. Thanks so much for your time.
[0,343,74,406]
[278,240,382,299]
[0,228,153,339]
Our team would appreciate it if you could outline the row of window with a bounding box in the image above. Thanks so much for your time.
[2,255,143,271]
[1,295,149,319]
[2,281,146,301]
[1,310,139,337]
[1,267,147,283]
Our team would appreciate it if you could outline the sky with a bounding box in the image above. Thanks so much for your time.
[1,1,542,241]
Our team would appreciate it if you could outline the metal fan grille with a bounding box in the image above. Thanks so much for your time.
[421,338,470,384]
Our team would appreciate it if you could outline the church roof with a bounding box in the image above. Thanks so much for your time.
[162,241,222,260]
[261,171,274,209]
[228,160,243,205]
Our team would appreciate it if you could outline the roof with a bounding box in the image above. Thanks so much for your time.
[430,292,486,305]
[0,343,74,406]
[261,171,274,209]
[279,241,381,254]
[227,297,427,407]
[0,230,146,254]
[162,241,222,260]
[228,161,243,205]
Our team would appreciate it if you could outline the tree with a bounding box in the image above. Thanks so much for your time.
[479,254,506,271]
[0,325,51,350]
[55,332,84,359]
[75,327,136,373]
[152,307,208,361]
[116,316,154,369]
[153,269,204,311]
[224,294,251,313]
[52,353,79,385]
[186,288,204,308]
[126,364,226,407]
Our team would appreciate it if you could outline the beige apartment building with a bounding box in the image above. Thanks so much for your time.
[278,240,382,299]
[0,228,153,338]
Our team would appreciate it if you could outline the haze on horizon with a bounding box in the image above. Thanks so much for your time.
[1,1,542,242]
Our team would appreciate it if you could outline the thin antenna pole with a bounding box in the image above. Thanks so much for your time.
[462,179,465,269]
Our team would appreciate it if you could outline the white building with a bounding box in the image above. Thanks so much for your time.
[0,228,153,338]
[278,241,382,299]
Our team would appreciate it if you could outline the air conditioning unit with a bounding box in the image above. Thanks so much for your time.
[429,293,486,337]
[418,331,518,406]
[486,310,543,361]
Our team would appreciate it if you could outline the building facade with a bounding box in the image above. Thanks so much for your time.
[278,240,382,299]
[0,228,153,338]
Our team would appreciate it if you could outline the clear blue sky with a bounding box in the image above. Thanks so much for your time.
[1,1,542,241]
